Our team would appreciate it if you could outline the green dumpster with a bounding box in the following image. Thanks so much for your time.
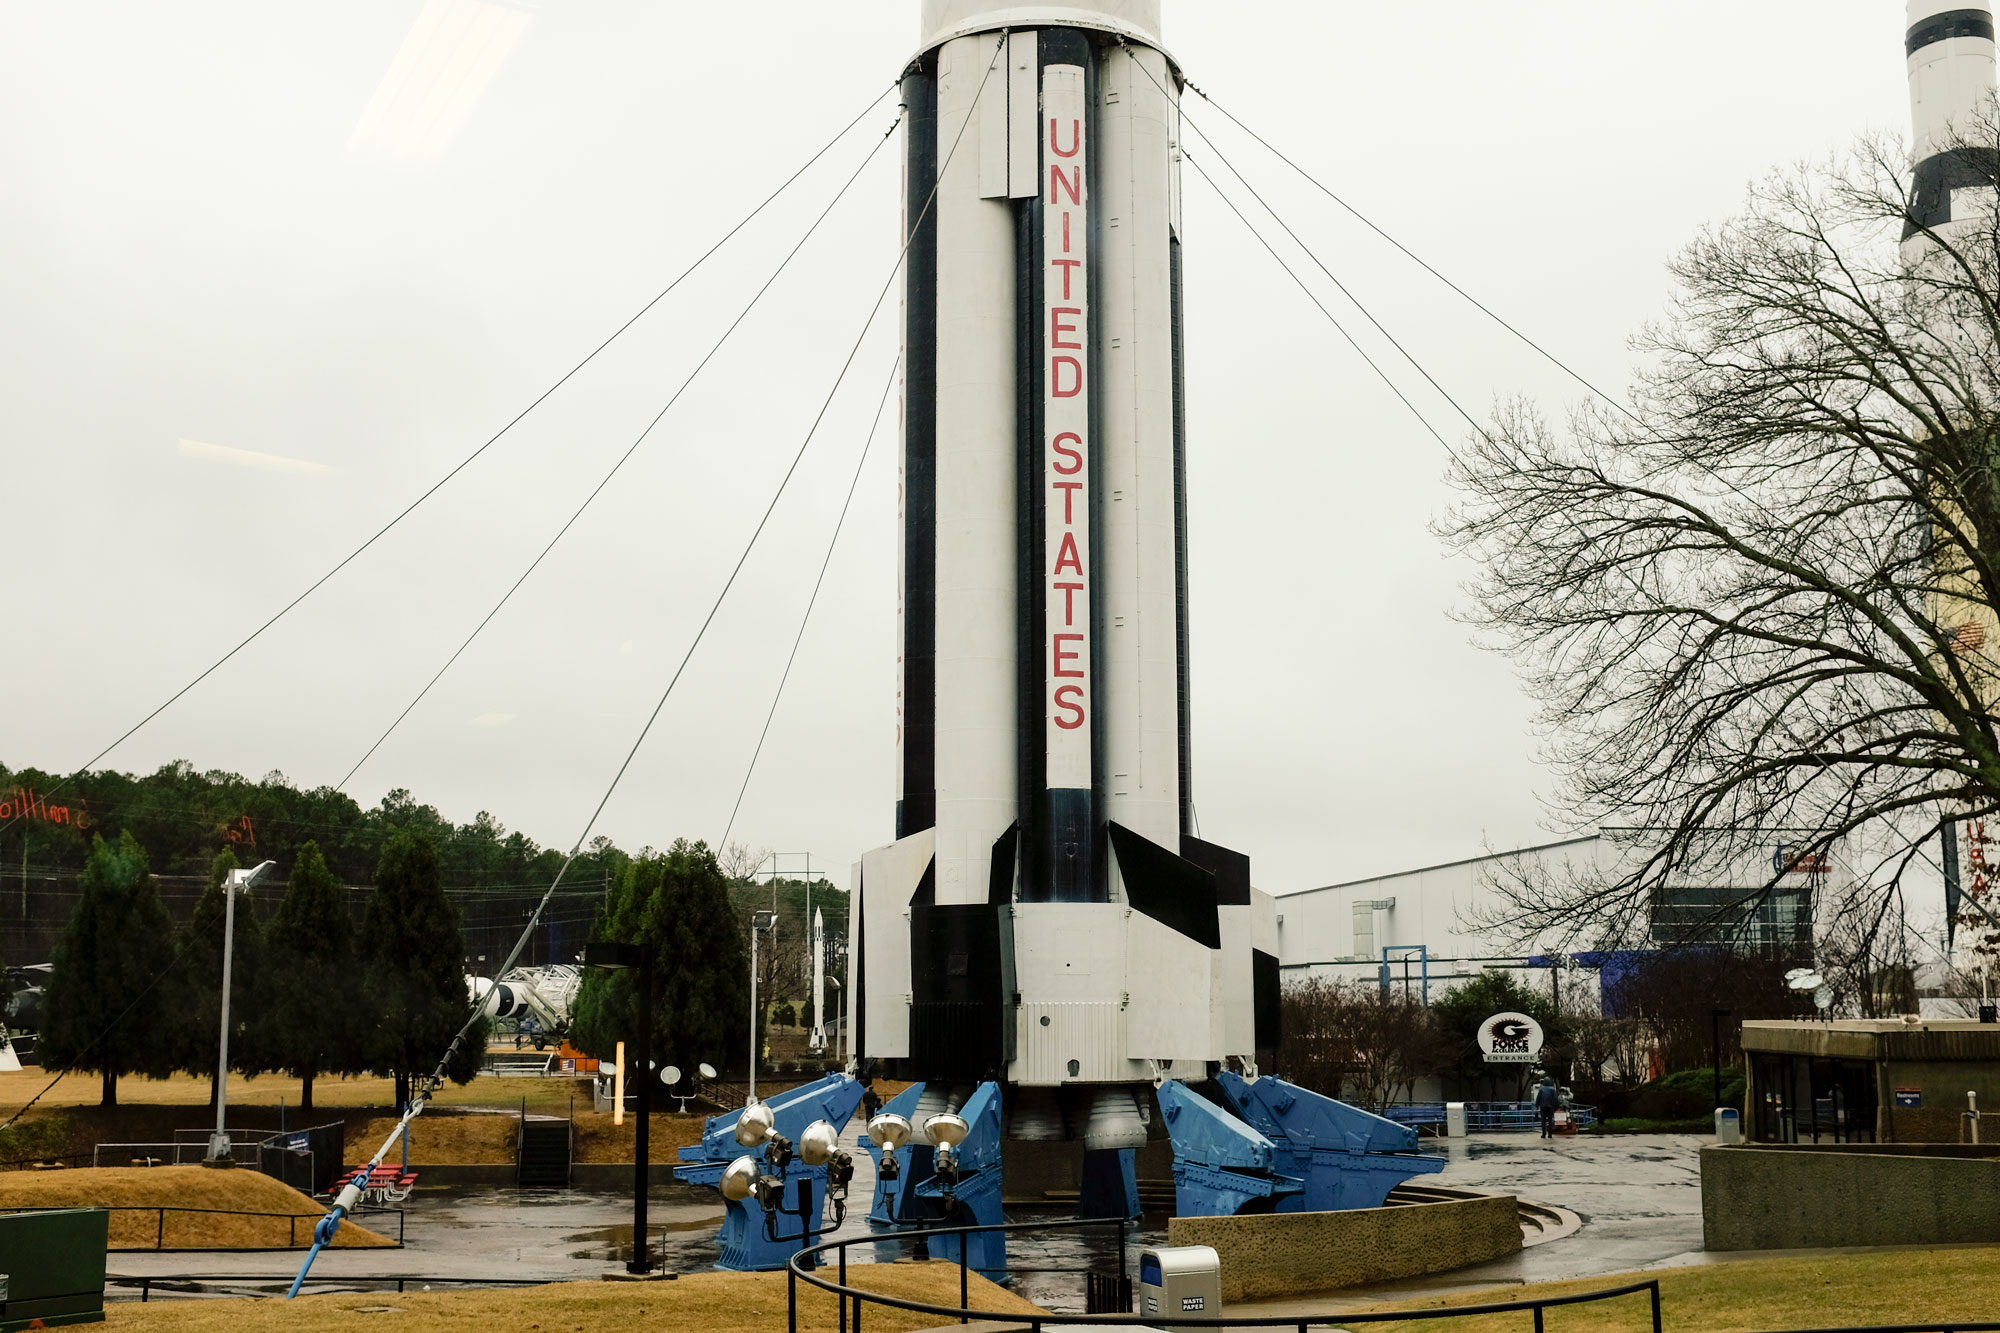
[0,1207,108,1329]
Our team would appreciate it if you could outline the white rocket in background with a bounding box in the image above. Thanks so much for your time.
[1903,1,1998,261]
[810,908,827,1050]
[1904,3,2000,977]
[851,2,1279,1134]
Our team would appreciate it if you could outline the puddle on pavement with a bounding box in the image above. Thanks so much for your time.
[565,1219,724,1260]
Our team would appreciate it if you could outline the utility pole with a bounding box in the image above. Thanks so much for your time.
[750,910,775,1102]
[206,860,276,1166]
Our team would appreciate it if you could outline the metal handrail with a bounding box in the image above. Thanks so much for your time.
[111,1273,546,1302]
[783,1214,1663,1332]
[0,1203,404,1249]
[1753,1326,2000,1332]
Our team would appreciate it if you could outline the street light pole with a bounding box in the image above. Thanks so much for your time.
[206,860,276,1166]
[1712,1007,1735,1112]
[582,940,653,1274]
[750,910,775,1103]
[632,948,653,1275]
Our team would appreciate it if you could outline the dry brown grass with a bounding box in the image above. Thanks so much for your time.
[0,1166,391,1250]
[0,1069,589,1115]
[570,1109,706,1163]
[101,1262,1041,1332]
[1340,1246,2000,1330]
[347,1115,519,1166]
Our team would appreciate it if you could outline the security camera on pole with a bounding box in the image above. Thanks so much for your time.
[205,859,276,1167]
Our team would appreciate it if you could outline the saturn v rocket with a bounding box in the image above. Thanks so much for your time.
[1904,1,1998,261]
[850,1,1280,1147]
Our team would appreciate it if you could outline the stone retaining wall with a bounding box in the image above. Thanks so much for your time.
[1165,1195,1522,1302]
[1702,1144,2000,1250]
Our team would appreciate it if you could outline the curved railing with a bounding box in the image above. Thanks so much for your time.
[782,1214,1662,1333]
[0,1202,404,1250]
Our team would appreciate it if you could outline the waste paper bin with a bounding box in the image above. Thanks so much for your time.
[1446,1102,1468,1138]
[1715,1107,1743,1145]
[1138,1245,1221,1321]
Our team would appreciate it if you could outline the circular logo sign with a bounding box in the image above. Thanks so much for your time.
[1479,1011,1545,1064]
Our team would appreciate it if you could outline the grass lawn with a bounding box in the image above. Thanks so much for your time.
[1345,1246,2000,1330]
[100,1263,1038,1333]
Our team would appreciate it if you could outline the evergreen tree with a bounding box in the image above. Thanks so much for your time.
[39,832,179,1106]
[1431,971,1567,1099]
[361,831,484,1107]
[171,847,267,1107]
[571,840,749,1076]
[260,840,356,1112]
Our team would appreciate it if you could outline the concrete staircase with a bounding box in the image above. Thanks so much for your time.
[517,1117,571,1188]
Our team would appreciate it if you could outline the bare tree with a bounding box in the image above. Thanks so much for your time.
[717,841,768,886]
[1278,976,1450,1111]
[1446,121,2000,944]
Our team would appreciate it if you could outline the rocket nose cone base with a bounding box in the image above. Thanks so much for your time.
[1910,1,1991,27]
[918,2,1163,54]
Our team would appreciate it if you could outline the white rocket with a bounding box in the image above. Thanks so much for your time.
[810,907,827,1050]
[852,2,1278,1135]
[1903,1,1998,260]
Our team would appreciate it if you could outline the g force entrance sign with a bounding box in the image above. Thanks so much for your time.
[1479,1011,1546,1064]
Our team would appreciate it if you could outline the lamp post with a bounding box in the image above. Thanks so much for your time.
[749,910,775,1102]
[584,940,652,1274]
[1712,1007,1735,1112]
[205,860,275,1166]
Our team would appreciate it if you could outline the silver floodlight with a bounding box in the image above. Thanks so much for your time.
[698,1062,718,1080]
[662,1064,682,1087]
[866,1112,912,1151]
[798,1119,841,1167]
[923,1112,970,1151]
[1813,984,1834,1011]
[735,1101,776,1148]
[720,1154,760,1202]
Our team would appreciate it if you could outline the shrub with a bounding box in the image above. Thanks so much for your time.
[0,1113,73,1163]
[1628,1066,1745,1120]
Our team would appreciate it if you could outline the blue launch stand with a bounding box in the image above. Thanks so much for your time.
[860,1082,935,1226]
[910,1082,1005,1274]
[1156,1079,1302,1217]
[864,1081,1006,1276]
[674,1072,866,1271]
[1215,1071,1444,1211]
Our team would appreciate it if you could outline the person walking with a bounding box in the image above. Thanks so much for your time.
[1534,1075,1561,1140]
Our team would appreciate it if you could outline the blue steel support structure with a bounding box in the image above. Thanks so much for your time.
[674,1073,866,1271]
[860,1082,935,1227]
[1215,1071,1444,1211]
[1155,1079,1301,1217]
[908,1082,1006,1275]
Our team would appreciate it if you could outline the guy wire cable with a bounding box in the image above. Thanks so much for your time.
[285,35,1010,1298]
[2,80,896,841]
[1173,75,1649,432]
[717,351,900,852]
[337,107,903,792]
[1122,49,1492,452]
[1181,146,1469,471]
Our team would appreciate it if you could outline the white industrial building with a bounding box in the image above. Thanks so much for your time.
[1274,830,1837,1006]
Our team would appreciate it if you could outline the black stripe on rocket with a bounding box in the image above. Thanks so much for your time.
[899,60,938,839]
[1018,26,1101,903]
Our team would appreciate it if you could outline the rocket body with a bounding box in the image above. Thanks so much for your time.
[1903,1,1998,256]
[856,2,1278,1095]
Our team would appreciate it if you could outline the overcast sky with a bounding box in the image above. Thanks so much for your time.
[0,2,1918,895]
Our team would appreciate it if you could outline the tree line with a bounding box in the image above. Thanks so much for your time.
[1,757,634,894]
[1279,950,1822,1119]
[28,825,769,1113]
[36,830,485,1110]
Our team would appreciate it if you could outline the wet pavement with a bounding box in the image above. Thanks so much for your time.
[107,1130,1709,1312]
